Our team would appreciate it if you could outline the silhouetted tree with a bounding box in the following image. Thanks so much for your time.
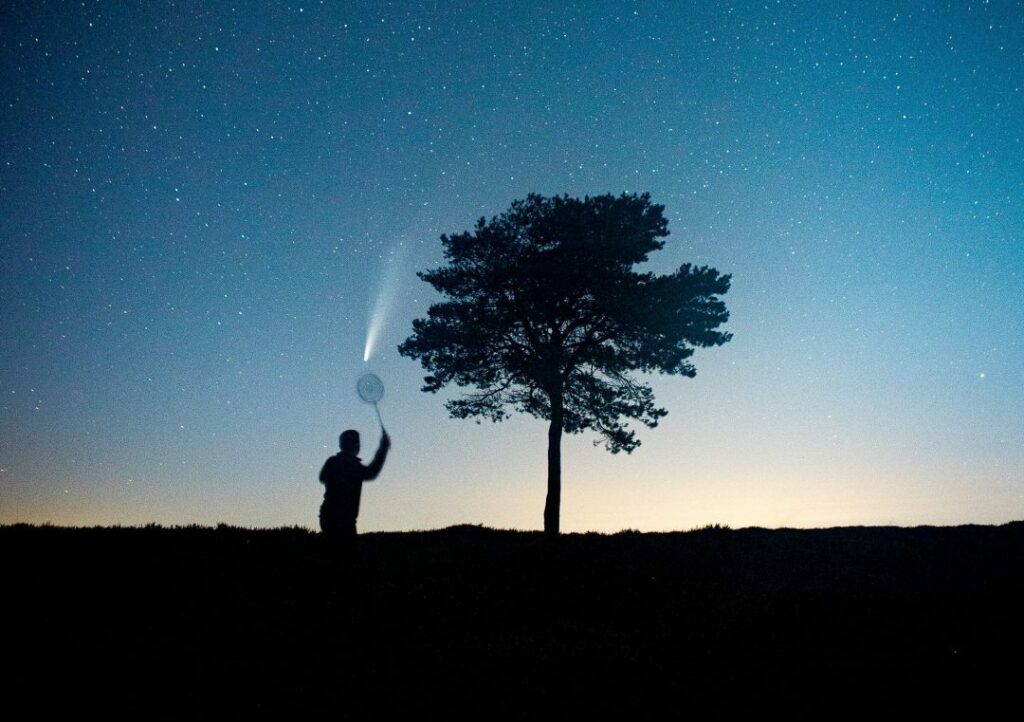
[399,193,732,535]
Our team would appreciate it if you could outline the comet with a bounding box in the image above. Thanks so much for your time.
[363,240,408,362]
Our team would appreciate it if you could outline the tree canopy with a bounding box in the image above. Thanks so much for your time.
[399,193,732,533]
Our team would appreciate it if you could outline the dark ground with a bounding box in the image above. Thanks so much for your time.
[5,522,1023,718]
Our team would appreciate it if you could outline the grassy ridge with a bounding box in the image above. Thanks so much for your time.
[6,522,1023,717]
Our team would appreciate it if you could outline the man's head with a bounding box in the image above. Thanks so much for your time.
[339,429,360,455]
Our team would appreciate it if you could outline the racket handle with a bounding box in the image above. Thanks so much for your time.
[374,402,386,433]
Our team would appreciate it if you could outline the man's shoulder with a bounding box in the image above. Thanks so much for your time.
[325,453,364,472]
[322,454,348,474]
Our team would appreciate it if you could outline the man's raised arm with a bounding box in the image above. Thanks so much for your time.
[362,432,391,480]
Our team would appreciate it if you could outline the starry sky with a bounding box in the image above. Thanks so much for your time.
[2,0,1022,532]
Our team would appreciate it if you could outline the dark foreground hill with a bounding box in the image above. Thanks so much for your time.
[5,522,1023,718]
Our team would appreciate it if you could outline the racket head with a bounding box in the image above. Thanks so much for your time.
[357,372,385,404]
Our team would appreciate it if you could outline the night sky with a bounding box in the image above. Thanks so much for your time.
[2,1,1022,531]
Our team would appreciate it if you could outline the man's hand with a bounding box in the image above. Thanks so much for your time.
[381,432,391,450]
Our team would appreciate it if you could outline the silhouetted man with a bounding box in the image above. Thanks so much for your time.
[319,429,390,544]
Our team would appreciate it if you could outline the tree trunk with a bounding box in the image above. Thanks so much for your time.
[544,387,563,536]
